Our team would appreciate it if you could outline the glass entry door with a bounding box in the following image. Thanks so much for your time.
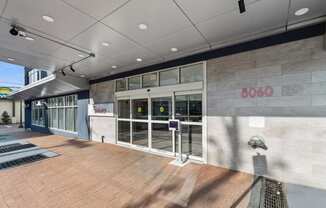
[151,97,173,153]
[117,92,203,159]
[131,99,148,148]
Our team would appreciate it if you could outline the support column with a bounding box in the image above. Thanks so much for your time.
[18,100,23,128]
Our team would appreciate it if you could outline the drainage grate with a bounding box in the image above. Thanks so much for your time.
[261,178,288,208]
[0,143,36,154]
[0,154,47,170]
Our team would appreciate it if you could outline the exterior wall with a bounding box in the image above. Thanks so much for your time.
[25,90,89,139]
[89,80,116,143]
[206,35,326,189]
[0,99,25,124]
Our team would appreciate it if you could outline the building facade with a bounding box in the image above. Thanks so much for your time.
[14,23,326,190]
[0,87,24,125]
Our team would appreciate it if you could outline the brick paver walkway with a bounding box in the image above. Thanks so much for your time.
[0,131,253,208]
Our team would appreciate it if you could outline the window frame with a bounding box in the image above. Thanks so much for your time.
[115,62,203,92]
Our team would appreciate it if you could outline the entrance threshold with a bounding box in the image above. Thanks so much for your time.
[116,141,204,164]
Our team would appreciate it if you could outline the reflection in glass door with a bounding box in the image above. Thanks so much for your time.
[151,97,173,153]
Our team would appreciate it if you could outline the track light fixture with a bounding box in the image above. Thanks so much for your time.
[9,26,19,36]
[70,65,75,72]
[61,70,66,76]
[238,0,246,14]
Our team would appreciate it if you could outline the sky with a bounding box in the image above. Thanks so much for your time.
[0,61,24,87]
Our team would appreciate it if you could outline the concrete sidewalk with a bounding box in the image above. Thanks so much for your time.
[0,130,254,208]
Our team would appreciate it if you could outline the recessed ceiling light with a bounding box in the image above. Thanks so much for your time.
[171,47,178,52]
[25,36,34,41]
[112,65,117,69]
[80,74,86,78]
[7,58,15,61]
[136,58,142,62]
[102,42,110,47]
[42,15,55,23]
[78,54,85,58]
[295,8,309,16]
[138,23,148,30]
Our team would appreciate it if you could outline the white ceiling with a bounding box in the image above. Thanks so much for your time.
[0,0,325,79]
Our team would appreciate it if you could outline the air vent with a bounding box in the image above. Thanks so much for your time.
[0,143,36,154]
[0,154,47,170]
[261,178,288,208]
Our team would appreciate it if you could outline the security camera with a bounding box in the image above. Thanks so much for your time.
[9,26,18,36]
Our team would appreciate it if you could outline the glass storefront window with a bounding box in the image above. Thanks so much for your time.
[180,64,203,84]
[128,76,141,90]
[116,79,127,91]
[118,100,130,119]
[159,68,178,86]
[31,100,45,126]
[118,121,130,143]
[46,95,77,132]
[142,73,158,88]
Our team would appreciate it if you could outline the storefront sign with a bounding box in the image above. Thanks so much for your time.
[241,86,273,98]
[88,103,114,117]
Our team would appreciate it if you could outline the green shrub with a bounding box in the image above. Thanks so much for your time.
[1,111,11,124]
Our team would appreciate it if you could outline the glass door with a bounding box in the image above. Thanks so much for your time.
[131,98,149,148]
[117,92,203,160]
[175,93,203,158]
[150,96,173,153]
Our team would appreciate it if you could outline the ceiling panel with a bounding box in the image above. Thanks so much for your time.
[0,46,64,70]
[175,0,258,24]
[109,45,160,67]
[289,0,326,25]
[0,0,7,15]
[72,59,111,77]
[2,0,96,41]
[70,22,139,59]
[143,26,209,58]
[62,0,129,20]
[196,0,289,46]
[101,0,192,45]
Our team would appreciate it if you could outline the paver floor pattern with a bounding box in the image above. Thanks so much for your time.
[0,130,253,208]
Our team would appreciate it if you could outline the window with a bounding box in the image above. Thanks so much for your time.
[47,95,77,132]
[115,63,203,91]
[175,94,202,122]
[159,68,178,86]
[142,73,158,88]
[116,79,127,92]
[180,64,203,83]
[28,69,48,84]
[118,100,130,119]
[128,76,141,90]
[31,100,45,126]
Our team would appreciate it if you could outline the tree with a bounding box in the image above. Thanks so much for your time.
[1,111,11,124]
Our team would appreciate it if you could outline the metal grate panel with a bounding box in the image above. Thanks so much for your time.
[0,143,36,154]
[0,154,47,170]
[261,178,288,208]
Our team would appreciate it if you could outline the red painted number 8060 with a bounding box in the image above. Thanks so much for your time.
[241,86,273,98]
